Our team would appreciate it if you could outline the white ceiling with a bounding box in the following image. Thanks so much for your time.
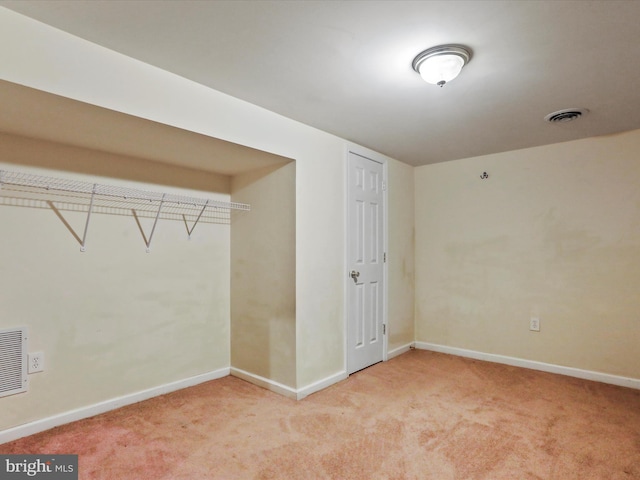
[2,0,640,167]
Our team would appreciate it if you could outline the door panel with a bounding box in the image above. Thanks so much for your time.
[347,152,384,374]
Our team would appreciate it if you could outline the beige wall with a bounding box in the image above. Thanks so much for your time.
[0,139,232,431]
[0,8,417,413]
[415,130,640,379]
[0,8,347,392]
[387,158,415,352]
[231,163,296,388]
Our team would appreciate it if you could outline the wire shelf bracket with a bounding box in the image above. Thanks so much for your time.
[182,199,209,240]
[132,193,165,253]
[0,169,250,252]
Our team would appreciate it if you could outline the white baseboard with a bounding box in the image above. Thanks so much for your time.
[2,366,349,445]
[0,367,230,445]
[415,342,640,390]
[388,342,414,360]
[18,343,632,445]
[230,367,347,400]
[296,370,347,400]
[230,367,298,400]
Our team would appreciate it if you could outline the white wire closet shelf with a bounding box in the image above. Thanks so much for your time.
[0,169,250,252]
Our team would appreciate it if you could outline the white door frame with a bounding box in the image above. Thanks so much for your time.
[344,145,388,374]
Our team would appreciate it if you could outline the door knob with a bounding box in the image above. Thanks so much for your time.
[350,270,360,283]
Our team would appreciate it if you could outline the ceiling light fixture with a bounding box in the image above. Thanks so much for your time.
[412,45,471,87]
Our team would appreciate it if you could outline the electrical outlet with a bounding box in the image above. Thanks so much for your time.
[28,352,45,374]
[529,317,540,332]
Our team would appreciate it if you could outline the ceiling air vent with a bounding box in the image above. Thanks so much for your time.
[544,108,589,123]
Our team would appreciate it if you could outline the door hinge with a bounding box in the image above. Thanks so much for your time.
[382,181,387,191]
[383,324,386,335]
[384,252,386,263]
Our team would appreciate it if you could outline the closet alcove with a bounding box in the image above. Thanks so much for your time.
[0,81,296,417]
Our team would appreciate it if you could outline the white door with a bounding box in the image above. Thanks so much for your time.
[347,152,385,374]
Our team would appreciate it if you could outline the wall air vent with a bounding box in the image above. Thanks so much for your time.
[544,108,589,123]
[0,327,28,398]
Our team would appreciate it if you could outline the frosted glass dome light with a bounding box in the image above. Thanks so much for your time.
[412,45,471,87]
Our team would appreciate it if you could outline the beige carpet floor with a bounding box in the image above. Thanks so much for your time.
[2,349,639,479]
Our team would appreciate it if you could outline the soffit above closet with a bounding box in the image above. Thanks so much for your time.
[0,80,289,176]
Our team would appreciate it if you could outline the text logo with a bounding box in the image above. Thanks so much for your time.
[0,455,77,479]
